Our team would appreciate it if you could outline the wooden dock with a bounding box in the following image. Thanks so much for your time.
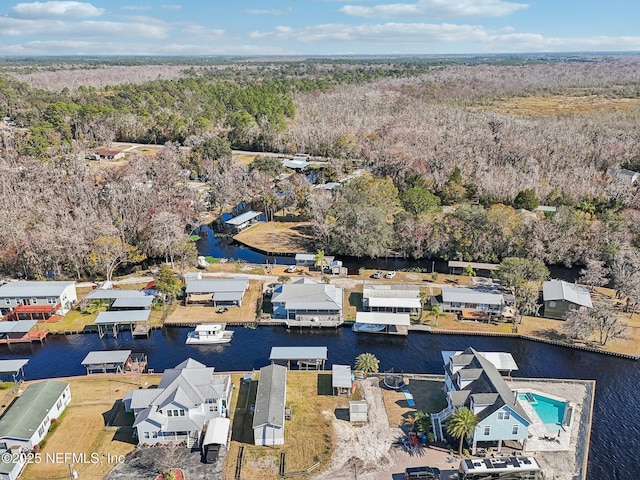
[132,324,151,338]
[0,329,49,344]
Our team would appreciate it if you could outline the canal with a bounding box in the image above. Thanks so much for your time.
[0,326,635,479]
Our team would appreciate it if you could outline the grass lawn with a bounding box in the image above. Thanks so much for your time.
[165,279,263,324]
[475,94,640,116]
[232,152,260,166]
[233,221,315,254]
[20,374,162,480]
[224,371,347,480]
[381,378,447,428]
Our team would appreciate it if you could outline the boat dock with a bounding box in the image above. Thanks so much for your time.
[132,324,152,338]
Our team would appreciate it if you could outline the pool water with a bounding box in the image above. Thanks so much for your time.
[518,393,566,428]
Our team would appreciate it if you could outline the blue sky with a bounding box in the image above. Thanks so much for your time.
[0,0,639,56]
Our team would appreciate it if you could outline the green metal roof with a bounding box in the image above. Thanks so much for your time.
[0,380,69,441]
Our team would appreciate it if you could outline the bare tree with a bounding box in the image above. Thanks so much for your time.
[578,258,610,291]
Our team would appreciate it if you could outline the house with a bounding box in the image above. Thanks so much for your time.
[185,277,249,306]
[0,380,71,451]
[362,283,422,316]
[431,348,530,454]
[126,358,232,448]
[437,287,505,317]
[271,279,343,321]
[93,148,125,160]
[294,253,334,269]
[0,380,70,480]
[253,363,287,446]
[609,168,640,185]
[0,281,77,318]
[542,281,592,320]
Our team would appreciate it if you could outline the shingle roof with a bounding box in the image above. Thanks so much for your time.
[0,381,68,441]
[542,281,592,308]
[253,364,287,429]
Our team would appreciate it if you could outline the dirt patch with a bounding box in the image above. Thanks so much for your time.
[476,95,640,116]
[233,221,315,254]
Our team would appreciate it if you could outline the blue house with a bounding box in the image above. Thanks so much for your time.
[432,347,531,454]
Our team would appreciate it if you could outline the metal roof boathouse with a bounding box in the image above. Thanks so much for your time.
[269,346,328,370]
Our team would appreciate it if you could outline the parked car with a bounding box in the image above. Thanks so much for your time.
[202,444,219,464]
[286,265,297,273]
[404,466,440,479]
[371,270,384,279]
[385,271,397,279]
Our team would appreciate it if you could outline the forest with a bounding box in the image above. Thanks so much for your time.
[1,54,640,289]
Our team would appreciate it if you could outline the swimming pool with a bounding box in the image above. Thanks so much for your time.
[518,392,566,430]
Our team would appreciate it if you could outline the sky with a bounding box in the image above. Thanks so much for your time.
[0,0,639,56]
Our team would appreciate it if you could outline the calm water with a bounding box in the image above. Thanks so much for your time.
[0,327,634,479]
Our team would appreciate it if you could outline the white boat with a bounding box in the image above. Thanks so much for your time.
[352,322,387,333]
[197,256,209,269]
[186,324,234,345]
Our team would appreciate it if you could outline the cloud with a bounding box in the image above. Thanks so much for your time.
[246,7,293,15]
[121,5,153,11]
[161,4,181,10]
[340,0,528,19]
[11,1,104,19]
[0,16,168,38]
[250,22,640,53]
[180,24,226,39]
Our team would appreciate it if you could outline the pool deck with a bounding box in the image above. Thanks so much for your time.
[506,378,594,480]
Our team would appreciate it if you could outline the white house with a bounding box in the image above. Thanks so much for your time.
[127,358,232,448]
[431,348,530,454]
[362,283,422,316]
[185,278,249,306]
[253,364,287,446]
[271,279,343,321]
[0,281,77,318]
[0,380,71,480]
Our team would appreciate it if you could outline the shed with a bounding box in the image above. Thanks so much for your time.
[0,359,28,382]
[94,310,150,338]
[542,280,592,320]
[332,364,352,396]
[224,210,262,232]
[269,346,328,370]
[81,350,132,374]
[253,364,287,446]
[349,400,367,423]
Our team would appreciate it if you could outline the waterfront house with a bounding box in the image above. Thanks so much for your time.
[271,279,343,322]
[436,287,505,318]
[362,283,422,316]
[0,281,77,319]
[431,348,530,454]
[542,281,592,320]
[185,277,249,306]
[253,363,287,446]
[127,358,232,448]
[294,253,334,269]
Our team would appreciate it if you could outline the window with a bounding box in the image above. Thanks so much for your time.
[498,411,511,420]
[548,301,557,307]
[4,299,9,305]
[152,432,158,438]
[144,432,150,439]
[179,410,185,416]
[484,426,491,436]
[47,297,56,304]
[167,410,173,417]
[57,400,62,409]
[512,425,519,435]
[173,409,179,417]
[38,426,45,436]
[31,298,38,304]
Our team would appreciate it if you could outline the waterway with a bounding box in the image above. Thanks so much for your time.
[0,327,635,479]
[195,224,580,281]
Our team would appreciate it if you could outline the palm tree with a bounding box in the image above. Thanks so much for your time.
[355,353,379,375]
[314,249,326,274]
[430,305,441,326]
[411,410,431,433]
[446,407,478,456]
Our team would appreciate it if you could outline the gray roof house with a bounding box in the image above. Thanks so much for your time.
[431,347,531,454]
[542,280,592,320]
[127,358,232,448]
[253,364,287,446]
[609,168,640,185]
[185,277,249,306]
[0,281,77,317]
[437,287,505,317]
[271,279,343,325]
[0,380,71,480]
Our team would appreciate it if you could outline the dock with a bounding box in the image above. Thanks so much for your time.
[0,320,49,344]
[132,324,152,338]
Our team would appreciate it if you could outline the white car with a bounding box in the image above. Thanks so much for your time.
[286,265,297,273]
[385,271,397,279]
